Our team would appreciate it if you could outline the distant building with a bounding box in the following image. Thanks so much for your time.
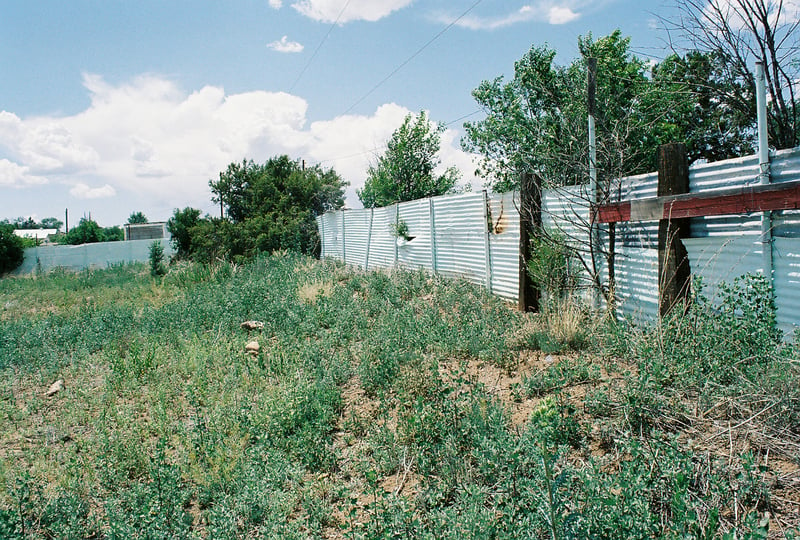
[14,229,58,243]
[123,222,169,241]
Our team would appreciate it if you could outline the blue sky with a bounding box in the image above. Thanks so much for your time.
[1,0,673,226]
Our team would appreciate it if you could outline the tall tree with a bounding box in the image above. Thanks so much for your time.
[127,212,149,224]
[664,0,800,149]
[463,31,656,194]
[40,217,64,231]
[208,155,347,260]
[650,51,755,162]
[357,111,460,208]
[64,218,104,245]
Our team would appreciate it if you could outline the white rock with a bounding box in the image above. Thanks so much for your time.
[47,379,64,397]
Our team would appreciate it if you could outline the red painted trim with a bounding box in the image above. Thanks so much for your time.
[595,180,800,223]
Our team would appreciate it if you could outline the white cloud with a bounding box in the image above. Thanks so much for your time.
[547,6,579,24]
[704,0,800,30]
[268,0,283,8]
[291,0,413,23]
[0,111,99,174]
[70,182,116,199]
[0,159,47,187]
[439,2,581,30]
[267,35,304,53]
[0,74,479,213]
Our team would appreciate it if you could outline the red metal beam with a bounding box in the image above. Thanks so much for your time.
[595,180,800,223]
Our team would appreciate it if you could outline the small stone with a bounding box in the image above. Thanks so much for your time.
[241,320,264,331]
[47,379,64,397]
[245,341,260,355]
[544,355,554,364]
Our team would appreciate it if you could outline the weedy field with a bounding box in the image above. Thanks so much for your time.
[0,252,798,539]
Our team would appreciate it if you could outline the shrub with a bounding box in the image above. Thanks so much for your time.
[527,231,577,303]
[0,224,24,274]
[148,240,167,277]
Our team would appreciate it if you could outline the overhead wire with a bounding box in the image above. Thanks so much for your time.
[289,0,354,92]
[341,0,486,115]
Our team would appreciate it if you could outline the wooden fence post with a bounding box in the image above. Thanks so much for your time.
[519,172,541,312]
[657,143,692,316]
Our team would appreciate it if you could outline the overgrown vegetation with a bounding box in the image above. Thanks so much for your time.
[167,156,347,265]
[0,256,797,538]
[0,224,24,275]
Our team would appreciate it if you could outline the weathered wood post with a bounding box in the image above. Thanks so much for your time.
[519,172,541,312]
[657,143,691,316]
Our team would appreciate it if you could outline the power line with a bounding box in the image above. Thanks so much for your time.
[289,0,354,93]
[445,108,482,126]
[342,0,485,115]
[312,108,482,167]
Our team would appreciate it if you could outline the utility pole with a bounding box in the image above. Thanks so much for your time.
[587,57,600,309]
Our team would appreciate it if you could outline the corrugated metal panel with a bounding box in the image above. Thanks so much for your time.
[543,185,590,252]
[489,191,520,300]
[690,215,762,237]
[689,154,760,192]
[774,238,800,337]
[770,147,800,184]
[343,211,370,267]
[774,210,800,238]
[615,171,658,202]
[615,247,658,324]
[320,213,343,260]
[684,236,763,303]
[397,198,433,270]
[366,206,397,269]
[689,155,762,238]
[432,192,488,285]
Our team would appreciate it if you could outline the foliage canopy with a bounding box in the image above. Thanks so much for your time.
[127,212,148,224]
[358,111,460,207]
[172,155,348,263]
[463,31,757,192]
[0,224,24,274]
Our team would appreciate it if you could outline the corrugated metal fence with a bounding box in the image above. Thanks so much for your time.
[14,238,175,274]
[317,148,800,335]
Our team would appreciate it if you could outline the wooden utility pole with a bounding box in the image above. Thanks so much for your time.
[519,172,541,312]
[657,143,691,316]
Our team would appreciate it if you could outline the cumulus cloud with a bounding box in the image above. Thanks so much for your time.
[703,0,800,30]
[268,0,282,8]
[0,159,47,187]
[70,183,116,199]
[0,74,480,213]
[291,0,413,23]
[267,35,304,53]
[0,111,99,174]
[438,1,581,30]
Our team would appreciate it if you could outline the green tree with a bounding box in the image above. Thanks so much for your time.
[40,217,64,232]
[127,212,148,224]
[666,0,799,150]
[13,217,38,229]
[209,155,346,260]
[64,218,104,245]
[167,207,202,258]
[463,31,657,192]
[102,226,124,242]
[0,224,25,274]
[650,51,755,163]
[357,111,460,208]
